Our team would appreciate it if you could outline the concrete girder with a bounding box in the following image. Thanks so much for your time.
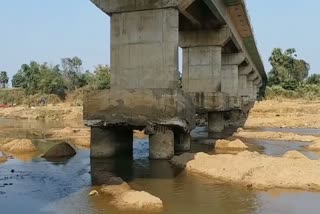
[178,0,201,26]
[248,71,259,81]
[253,77,262,85]
[202,0,266,82]
[90,0,179,14]
[239,65,253,75]
[222,53,246,65]
[179,26,232,48]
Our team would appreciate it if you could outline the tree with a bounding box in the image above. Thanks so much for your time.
[306,74,320,85]
[91,65,111,90]
[61,57,83,90]
[268,48,310,90]
[0,71,9,88]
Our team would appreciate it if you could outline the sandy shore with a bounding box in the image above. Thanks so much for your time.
[245,99,320,128]
[0,104,83,121]
[171,151,320,191]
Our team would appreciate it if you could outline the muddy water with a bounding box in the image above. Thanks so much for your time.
[1,120,320,213]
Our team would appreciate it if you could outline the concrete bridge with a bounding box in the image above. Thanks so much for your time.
[84,0,267,160]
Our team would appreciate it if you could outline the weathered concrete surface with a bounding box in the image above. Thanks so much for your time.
[186,92,229,113]
[84,89,195,132]
[90,127,133,158]
[111,8,179,90]
[208,111,225,133]
[149,127,174,160]
[90,0,178,14]
[182,46,222,93]
[171,151,320,191]
[175,133,191,152]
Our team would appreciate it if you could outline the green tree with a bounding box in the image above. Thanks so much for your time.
[61,57,83,90]
[268,48,310,90]
[306,74,320,85]
[91,65,111,90]
[0,71,9,88]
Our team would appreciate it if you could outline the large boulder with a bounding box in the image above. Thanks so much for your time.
[42,142,76,158]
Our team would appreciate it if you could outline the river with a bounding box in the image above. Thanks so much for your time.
[1,119,320,214]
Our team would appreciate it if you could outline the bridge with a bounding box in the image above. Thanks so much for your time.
[84,0,267,160]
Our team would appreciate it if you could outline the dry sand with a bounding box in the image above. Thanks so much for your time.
[245,99,320,128]
[171,151,320,191]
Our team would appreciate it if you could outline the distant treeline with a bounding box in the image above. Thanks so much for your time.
[5,57,110,100]
[266,48,320,99]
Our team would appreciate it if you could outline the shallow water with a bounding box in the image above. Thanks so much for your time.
[1,119,320,214]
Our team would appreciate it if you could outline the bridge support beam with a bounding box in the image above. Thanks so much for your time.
[208,111,225,133]
[149,127,175,160]
[175,132,191,153]
[91,127,133,158]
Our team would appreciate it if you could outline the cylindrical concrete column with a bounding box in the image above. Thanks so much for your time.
[90,127,133,158]
[208,112,225,133]
[149,127,174,160]
[174,133,191,153]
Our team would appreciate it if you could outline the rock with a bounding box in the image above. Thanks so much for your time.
[308,142,320,151]
[8,139,36,153]
[111,190,163,212]
[101,182,131,197]
[236,128,244,133]
[215,139,248,151]
[89,190,99,196]
[42,142,76,158]
[100,176,163,212]
[170,153,195,168]
[1,139,36,154]
[283,151,308,159]
[0,156,7,164]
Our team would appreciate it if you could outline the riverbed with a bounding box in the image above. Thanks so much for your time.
[1,119,320,214]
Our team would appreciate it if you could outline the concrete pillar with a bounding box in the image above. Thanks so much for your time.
[247,79,254,100]
[149,127,174,160]
[221,53,246,97]
[111,8,179,90]
[182,46,222,92]
[239,65,253,97]
[174,133,191,153]
[180,28,231,93]
[91,127,133,158]
[208,112,225,133]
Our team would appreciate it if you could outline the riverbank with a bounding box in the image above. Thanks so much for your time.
[245,99,320,128]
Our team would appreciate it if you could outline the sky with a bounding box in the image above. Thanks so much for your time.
[0,0,319,81]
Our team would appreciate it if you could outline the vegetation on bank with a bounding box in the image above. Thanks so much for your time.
[266,48,320,99]
[0,57,111,105]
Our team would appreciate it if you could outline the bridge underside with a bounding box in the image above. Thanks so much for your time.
[85,0,266,160]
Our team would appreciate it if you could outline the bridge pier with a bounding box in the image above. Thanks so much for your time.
[149,127,175,160]
[91,127,133,158]
[174,132,191,153]
[87,0,267,155]
[84,2,195,160]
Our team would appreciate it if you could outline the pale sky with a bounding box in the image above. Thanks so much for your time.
[0,0,319,81]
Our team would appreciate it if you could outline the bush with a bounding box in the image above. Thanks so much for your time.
[266,85,320,100]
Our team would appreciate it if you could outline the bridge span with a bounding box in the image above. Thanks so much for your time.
[84,0,267,160]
